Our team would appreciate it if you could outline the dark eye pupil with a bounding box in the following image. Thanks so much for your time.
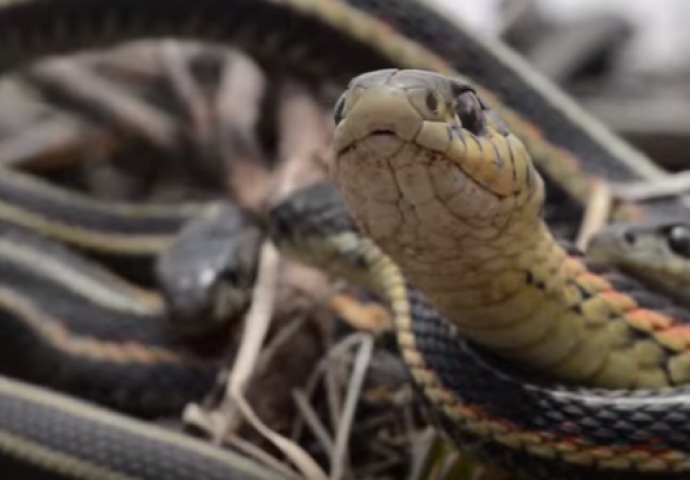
[455,91,483,134]
[425,92,438,113]
[668,226,690,257]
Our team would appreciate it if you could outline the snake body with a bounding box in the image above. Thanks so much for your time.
[321,69,690,478]
[0,166,204,283]
[0,220,224,417]
[0,0,685,479]
[0,373,283,480]
[0,0,683,220]
[270,179,690,479]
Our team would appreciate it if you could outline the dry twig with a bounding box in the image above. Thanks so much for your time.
[576,180,613,251]
[330,335,374,480]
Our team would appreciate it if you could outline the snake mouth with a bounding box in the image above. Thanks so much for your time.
[334,124,408,157]
[370,129,396,136]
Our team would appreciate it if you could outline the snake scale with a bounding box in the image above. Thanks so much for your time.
[0,1,687,480]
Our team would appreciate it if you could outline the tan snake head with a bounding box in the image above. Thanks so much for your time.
[330,70,549,310]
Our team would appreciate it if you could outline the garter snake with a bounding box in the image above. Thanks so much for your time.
[154,200,263,335]
[0,220,224,417]
[0,372,285,480]
[0,166,204,283]
[0,197,272,477]
[0,0,685,479]
[587,219,690,310]
[270,179,690,480]
[307,68,690,479]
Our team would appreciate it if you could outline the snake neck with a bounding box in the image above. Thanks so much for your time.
[367,210,690,389]
[382,218,575,346]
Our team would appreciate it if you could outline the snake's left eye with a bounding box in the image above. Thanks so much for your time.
[424,91,438,114]
[455,91,485,135]
[333,96,346,124]
[667,226,690,258]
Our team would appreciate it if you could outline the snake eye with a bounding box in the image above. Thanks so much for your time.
[424,91,438,114]
[333,96,346,124]
[455,91,485,135]
[667,226,690,258]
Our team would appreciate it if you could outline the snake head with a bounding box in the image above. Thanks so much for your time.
[155,201,263,336]
[332,68,510,151]
[333,69,492,155]
[329,69,543,272]
[587,218,690,307]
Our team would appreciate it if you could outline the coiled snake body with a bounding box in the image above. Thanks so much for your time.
[0,0,686,479]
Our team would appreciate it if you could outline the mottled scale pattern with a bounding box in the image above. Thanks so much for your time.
[403,284,690,478]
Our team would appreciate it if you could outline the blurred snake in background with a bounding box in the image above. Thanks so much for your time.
[0,1,685,479]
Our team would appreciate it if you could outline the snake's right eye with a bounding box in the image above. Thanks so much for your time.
[333,96,346,124]
[667,226,690,258]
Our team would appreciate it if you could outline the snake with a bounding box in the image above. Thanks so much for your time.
[0,166,205,283]
[283,68,690,479]
[0,0,685,479]
[587,220,690,310]
[0,373,285,480]
[0,194,267,414]
[154,200,264,335]
[0,207,279,477]
[0,217,231,417]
